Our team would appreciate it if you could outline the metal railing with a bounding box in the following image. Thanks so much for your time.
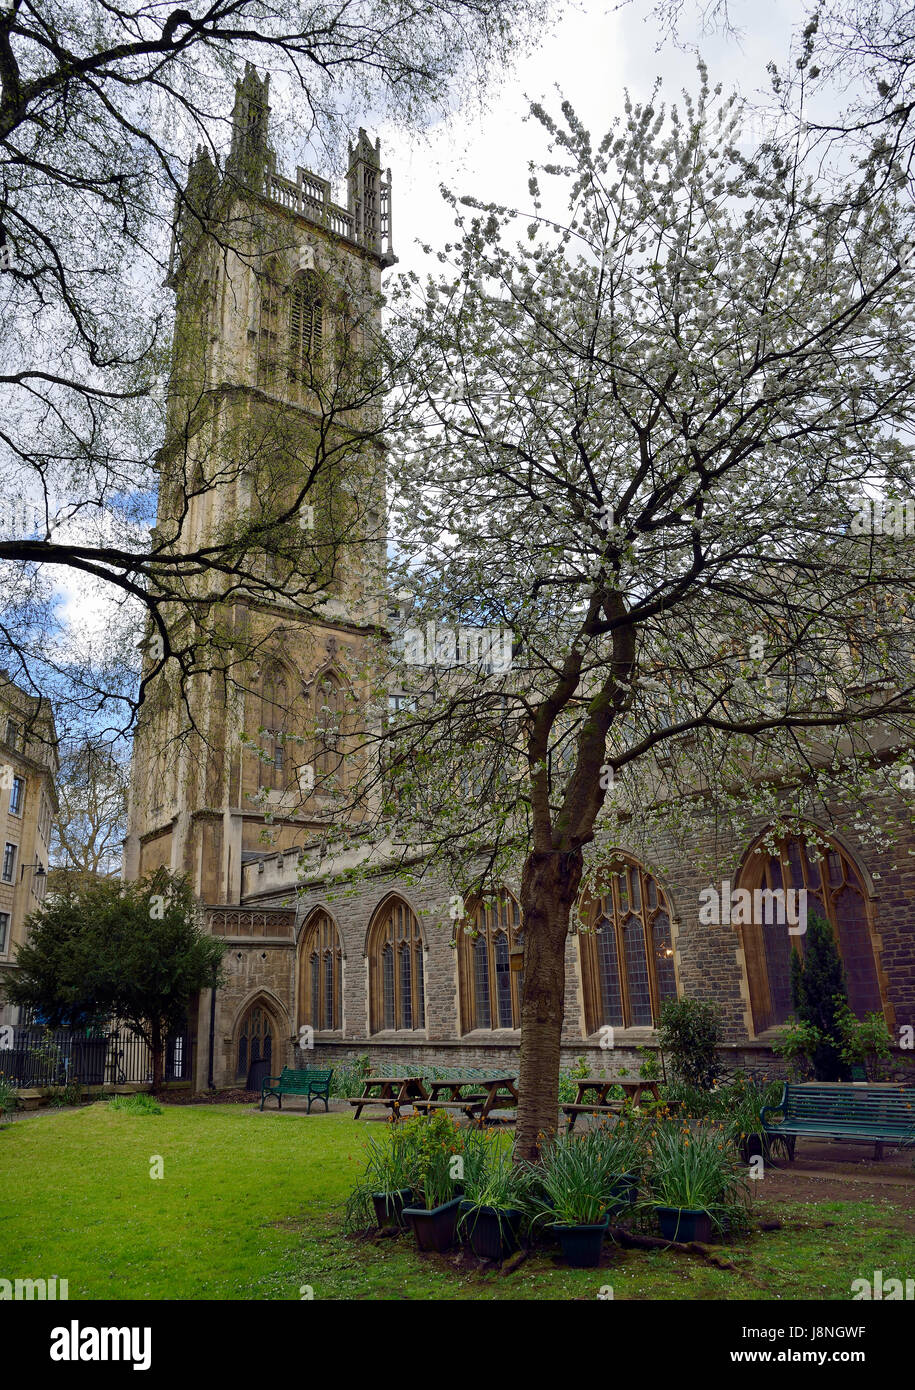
[0,1025,193,1088]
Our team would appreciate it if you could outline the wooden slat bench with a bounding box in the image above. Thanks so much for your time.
[760,1082,915,1159]
[260,1067,333,1113]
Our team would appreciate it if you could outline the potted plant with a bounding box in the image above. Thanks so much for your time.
[583,1116,645,1213]
[530,1134,613,1267]
[399,1111,467,1252]
[365,1127,416,1228]
[717,1077,788,1164]
[459,1146,532,1260]
[646,1118,748,1243]
[402,1143,464,1252]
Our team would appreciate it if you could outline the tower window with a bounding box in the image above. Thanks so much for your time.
[289,271,322,378]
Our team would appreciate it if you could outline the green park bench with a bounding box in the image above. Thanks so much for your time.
[260,1067,333,1113]
[760,1082,915,1160]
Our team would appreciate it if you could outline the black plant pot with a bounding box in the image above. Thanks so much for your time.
[654,1206,712,1243]
[371,1188,413,1228]
[550,1216,610,1268]
[403,1197,463,1253]
[463,1205,524,1261]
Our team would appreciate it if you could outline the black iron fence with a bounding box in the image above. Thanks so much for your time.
[0,1025,193,1088]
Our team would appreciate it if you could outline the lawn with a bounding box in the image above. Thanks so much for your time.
[2,1102,913,1300]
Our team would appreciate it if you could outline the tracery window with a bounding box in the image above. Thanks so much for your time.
[289,270,323,379]
[458,891,523,1031]
[736,831,884,1034]
[298,911,343,1031]
[580,858,678,1033]
[368,898,425,1032]
[259,660,290,790]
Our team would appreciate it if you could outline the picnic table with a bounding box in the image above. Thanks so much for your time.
[412,1070,520,1126]
[348,1074,427,1121]
[563,1077,663,1132]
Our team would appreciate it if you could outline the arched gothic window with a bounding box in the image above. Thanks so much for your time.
[736,830,884,1034]
[579,858,678,1033]
[368,898,425,1032]
[298,911,343,1031]
[458,891,523,1031]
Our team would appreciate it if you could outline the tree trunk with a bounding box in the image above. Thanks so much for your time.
[514,848,583,1162]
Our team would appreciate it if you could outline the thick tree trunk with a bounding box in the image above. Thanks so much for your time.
[514,848,583,1162]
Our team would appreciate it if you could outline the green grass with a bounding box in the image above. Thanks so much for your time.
[2,1102,912,1300]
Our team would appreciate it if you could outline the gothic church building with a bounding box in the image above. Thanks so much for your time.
[125,69,915,1092]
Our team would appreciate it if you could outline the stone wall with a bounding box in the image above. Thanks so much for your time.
[202,794,915,1087]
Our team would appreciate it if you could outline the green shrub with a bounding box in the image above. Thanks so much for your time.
[637,1046,662,1081]
[0,1075,19,1115]
[658,998,722,1090]
[330,1054,372,1099]
[834,1001,894,1080]
[789,912,851,1081]
[108,1093,163,1115]
[662,1079,717,1117]
[557,1056,593,1104]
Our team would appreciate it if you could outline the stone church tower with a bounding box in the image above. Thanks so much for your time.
[123,66,396,1087]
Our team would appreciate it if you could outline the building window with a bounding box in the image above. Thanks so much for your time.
[5,719,20,750]
[313,672,348,791]
[458,890,523,1032]
[736,830,884,1034]
[9,776,23,815]
[257,269,281,390]
[0,912,8,952]
[289,270,322,378]
[297,910,343,1031]
[579,857,678,1033]
[38,795,52,845]
[2,842,16,883]
[236,1004,274,1084]
[368,898,425,1032]
[31,862,46,899]
[257,661,290,791]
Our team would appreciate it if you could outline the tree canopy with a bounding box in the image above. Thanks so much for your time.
[4,869,224,1086]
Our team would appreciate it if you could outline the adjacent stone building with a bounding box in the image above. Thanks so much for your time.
[0,673,58,1028]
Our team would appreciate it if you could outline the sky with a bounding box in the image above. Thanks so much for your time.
[373,0,810,281]
[39,0,829,695]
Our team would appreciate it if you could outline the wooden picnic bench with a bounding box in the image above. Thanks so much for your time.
[563,1077,663,1132]
[348,1075,427,1120]
[412,1069,519,1126]
[761,1082,915,1159]
[260,1066,333,1112]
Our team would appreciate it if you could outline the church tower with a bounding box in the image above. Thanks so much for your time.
[123,65,396,1049]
